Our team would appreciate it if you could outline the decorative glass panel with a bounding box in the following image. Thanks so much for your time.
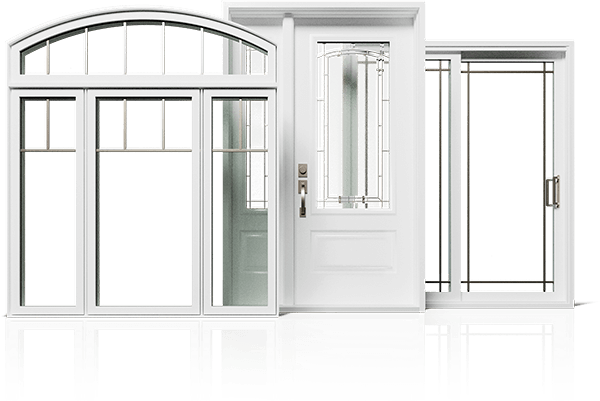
[212,98,268,307]
[316,42,390,209]
[461,62,554,292]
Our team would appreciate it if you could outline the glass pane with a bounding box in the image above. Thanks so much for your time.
[49,30,85,75]
[49,100,76,149]
[165,23,202,74]
[212,98,269,307]
[204,30,246,75]
[210,330,272,399]
[22,42,46,75]
[425,61,450,292]
[97,330,192,400]
[23,100,47,149]
[127,22,162,75]
[165,100,192,149]
[98,153,192,306]
[461,62,553,292]
[126,100,162,149]
[88,23,124,75]
[317,42,390,209]
[23,330,76,401]
[23,152,76,306]
[98,100,124,149]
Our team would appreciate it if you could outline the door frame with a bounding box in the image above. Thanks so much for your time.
[425,42,574,308]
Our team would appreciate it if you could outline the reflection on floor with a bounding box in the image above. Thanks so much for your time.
[3,307,592,401]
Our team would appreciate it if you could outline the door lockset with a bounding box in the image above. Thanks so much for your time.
[298,163,308,218]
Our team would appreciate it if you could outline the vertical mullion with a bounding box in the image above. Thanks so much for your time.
[84,28,89,75]
[162,22,166,75]
[378,53,383,207]
[248,101,252,207]
[239,39,244,75]
[200,28,204,75]
[325,55,330,201]
[162,99,166,150]
[123,99,127,150]
[543,62,547,292]
[439,60,443,293]
[46,40,50,75]
[123,22,127,75]
[364,55,369,201]
[46,99,50,150]
[466,62,471,293]
[264,58,268,208]
[238,99,243,150]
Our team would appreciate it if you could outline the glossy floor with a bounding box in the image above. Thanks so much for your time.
[1,305,598,401]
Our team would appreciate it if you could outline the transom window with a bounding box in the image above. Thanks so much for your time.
[21,21,267,76]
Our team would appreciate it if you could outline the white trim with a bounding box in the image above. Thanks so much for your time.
[202,89,278,316]
[85,89,201,315]
[8,89,85,316]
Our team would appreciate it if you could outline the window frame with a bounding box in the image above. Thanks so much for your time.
[8,89,85,315]
[7,9,278,316]
[86,89,201,315]
[425,42,574,308]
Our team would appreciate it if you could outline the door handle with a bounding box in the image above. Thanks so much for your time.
[545,175,560,209]
[298,180,307,218]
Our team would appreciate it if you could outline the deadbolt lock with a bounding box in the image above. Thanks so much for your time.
[298,163,308,178]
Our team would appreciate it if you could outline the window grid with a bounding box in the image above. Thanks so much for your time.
[22,21,268,76]
[425,60,450,293]
[96,98,192,152]
[461,61,554,293]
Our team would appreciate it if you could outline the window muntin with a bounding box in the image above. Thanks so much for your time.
[20,98,77,306]
[425,60,451,293]
[21,21,268,76]
[96,97,193,306]
[316,42,390,209]
[211,98,269,307]
[461,62,554,292]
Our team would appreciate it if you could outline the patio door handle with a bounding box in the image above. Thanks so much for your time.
[299,180,307,218]
[545,175,560,209]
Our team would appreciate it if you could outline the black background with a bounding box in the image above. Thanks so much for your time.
[2,0,600,398]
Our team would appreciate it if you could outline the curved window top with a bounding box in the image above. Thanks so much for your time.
[10,9,275,84]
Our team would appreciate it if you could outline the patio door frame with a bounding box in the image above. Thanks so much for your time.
[425,42,574,308]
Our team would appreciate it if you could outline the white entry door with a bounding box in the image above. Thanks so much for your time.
[292,24,424,311]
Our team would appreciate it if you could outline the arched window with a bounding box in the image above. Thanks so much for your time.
[8,9,277,316]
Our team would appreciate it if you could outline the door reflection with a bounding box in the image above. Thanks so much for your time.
[5,311,573,401]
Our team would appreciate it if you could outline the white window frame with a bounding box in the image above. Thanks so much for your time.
[86,89,201,315]
[202,89,278,316]
[8,89,85,315]
[7,9,278,316]
[425,42,574,309]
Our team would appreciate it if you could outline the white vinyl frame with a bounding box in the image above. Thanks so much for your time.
[202,89,278,316]
[425,42,574,309]
[226,2,426,313]
[8,89,85,315]
[7,8,278,316]
[83,319,202,396]
[200,319,277,395]
[86,89,201,315]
